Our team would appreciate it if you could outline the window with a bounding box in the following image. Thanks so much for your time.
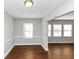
[48,24,51,37]
[53,24,62,37]
[23,23,33,38]
[63,24,72,37]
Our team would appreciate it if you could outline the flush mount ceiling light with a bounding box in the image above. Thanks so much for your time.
[24,0,33,8]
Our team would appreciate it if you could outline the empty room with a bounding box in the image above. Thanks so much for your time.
[4,0,74,59]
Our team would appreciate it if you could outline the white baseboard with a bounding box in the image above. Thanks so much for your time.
[15,43,41,45]
[4,44,14,58]
[41,44,48,51]
[48,41,74,43]
[4,43,41,58]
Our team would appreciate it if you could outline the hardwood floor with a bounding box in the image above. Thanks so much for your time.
[5,44,74,59]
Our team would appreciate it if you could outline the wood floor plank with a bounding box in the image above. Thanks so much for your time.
[5,44,74,59]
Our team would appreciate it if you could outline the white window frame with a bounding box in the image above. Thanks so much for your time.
[53,24,62,37]
[63,24,72,37]
[48,24,51,37]
[23,23,33,38]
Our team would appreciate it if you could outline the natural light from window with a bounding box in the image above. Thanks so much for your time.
[23,23,33,38]
[63,24,72,37]
[53,24,62,37]
[48,24,51,37]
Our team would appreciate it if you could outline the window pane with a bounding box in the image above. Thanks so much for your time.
[64,31,72,37]
[53,31,62,37]
[64,24,72,30]
[48,24,51,30]
[24,28,33,31]
[53,24,62,37]
[24,23,33,31]
[53,24,62,30]
[24,32,33,38]
[48,31,51,37]
[48,24,51,37]
[24,23,33,38]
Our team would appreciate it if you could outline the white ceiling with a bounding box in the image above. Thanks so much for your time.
[4,0,65,18]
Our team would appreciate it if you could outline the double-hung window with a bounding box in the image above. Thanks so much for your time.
[53,24,62,37]
[63,24,72,37]
[23,23,33,38]
[48,23,72,37]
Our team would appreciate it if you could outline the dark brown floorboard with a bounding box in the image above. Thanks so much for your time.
[5,44,74,59]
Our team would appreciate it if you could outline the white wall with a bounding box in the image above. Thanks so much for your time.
[4,12,14,57]
[41,20,48,51]
[14,18,42,45]
[43,0,74,21]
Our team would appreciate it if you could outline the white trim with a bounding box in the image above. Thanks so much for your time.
[41,44,48,51]
[4,44,14,58]
[15,43,41,45]
[14,36,42,38]
[48,41,74,43]
[4,37,13,44]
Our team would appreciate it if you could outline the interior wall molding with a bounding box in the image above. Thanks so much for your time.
[15,43,41,45]
[14,36,42,38]
[4,44,14,58]
[41,44,48,52]
[48,41,74,43]
[4,37,14,44]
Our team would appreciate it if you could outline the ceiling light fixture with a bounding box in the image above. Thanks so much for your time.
[24,0,33,8]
